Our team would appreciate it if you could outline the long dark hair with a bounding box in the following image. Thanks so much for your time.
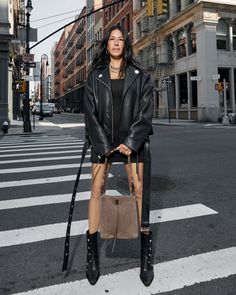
[91,24,139,75]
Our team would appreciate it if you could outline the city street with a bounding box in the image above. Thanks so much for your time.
[0,113,236,294]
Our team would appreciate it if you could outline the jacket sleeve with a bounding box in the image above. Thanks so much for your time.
[122,73,153,152]
[84,72,112,158]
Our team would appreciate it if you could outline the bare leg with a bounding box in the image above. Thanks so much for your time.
[125,162,144,226]
[88,163,111,234]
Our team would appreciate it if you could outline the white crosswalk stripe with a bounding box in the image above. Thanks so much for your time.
[0,135,235,294]
[12,247,236,295]
[0,204,217,248]
[0,173,113,188]
[0,154,91,164]
[0,142,84,152]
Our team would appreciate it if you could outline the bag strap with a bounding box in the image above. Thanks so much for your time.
[141,138,151,229]
[62,138,90,272]
[102,156,134,195]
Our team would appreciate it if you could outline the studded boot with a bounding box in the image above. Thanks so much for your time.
[86,230,100,285]
[140,231,154,286]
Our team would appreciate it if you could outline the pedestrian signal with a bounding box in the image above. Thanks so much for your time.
[13,80,26,93]
[157,0,168,15]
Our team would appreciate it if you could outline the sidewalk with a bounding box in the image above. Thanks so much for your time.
[152,118,236,128]
[152,118,198,126]
[0,119,61,136]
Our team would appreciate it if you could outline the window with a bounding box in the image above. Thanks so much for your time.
[189,23,196,54]
[136,21,141,40]
[233,24,236,50]
[167,35,175,61]
[127,14,130,33]
[176,0,181,12]
[191,71,198,107]
[216,19,228,51]
[179,73,188,107]
[177,29,187,58]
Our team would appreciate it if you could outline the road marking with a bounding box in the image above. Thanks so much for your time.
[0,204,217,247]
[0,154,90,164]
[0,136,80,144]
[0,142,84,152]
[0,162,93,174]
[0,138,83,147]
[0,161,121,174]
[0,172,111,188]
[0,190,121,210]
[0,149,84,158]
[12,247,236,295]
[54,123,85,128]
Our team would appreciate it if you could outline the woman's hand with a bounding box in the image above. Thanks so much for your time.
[116,144,132,156]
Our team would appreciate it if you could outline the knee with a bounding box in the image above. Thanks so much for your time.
[91,184,103,199]
[133,183,143,199]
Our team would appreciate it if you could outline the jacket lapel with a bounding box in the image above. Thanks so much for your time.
[122,65,140,99]
[97,65,111,90]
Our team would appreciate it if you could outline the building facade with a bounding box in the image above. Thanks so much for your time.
[0,0,23,123]
[103,0,133,40]
[133,0,236,122]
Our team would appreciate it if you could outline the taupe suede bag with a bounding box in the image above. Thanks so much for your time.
[99,157,139,240]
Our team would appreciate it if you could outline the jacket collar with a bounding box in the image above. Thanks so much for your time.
[96,64,140,96]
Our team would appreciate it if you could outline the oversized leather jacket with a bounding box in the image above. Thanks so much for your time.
[84,64,153,158]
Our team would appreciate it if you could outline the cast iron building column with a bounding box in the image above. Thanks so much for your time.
[0,0,13,125]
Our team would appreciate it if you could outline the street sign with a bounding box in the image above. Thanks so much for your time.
[22,53,34,63]
[190,76,201,81]
[162,75,172,83]
[212,74,220,80]
[28,62,36,68]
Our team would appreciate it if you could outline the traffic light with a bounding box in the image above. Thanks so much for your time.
[147,0,154,16]
[157,0,168,15]
[13,80,26,93]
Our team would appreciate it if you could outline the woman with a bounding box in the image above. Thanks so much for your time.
[84,24,154,286]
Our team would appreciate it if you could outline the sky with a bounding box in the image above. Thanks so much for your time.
[29,0,86,63]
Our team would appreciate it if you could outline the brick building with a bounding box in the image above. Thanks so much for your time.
[53,8,86,112]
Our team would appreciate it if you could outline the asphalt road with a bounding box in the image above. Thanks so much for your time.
[0,113,236,295]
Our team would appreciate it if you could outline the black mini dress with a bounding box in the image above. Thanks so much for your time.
[90,78,144,164]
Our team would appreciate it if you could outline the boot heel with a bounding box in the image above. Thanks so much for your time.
[140,231,154,286]
[86,230,100,285]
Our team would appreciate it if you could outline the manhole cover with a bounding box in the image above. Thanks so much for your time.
[111,175,176,193]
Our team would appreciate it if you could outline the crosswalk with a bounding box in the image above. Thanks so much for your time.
[0,134,235,294]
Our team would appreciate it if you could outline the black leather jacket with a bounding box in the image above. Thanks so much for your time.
[84,64,153,158]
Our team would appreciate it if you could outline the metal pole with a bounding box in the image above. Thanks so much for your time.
[167,82,171,123]
[39,60,43,120]
[23,10,32,132]
[223,79,229,125]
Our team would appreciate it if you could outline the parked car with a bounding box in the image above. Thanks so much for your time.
[32,103,53,117]
[48,103,56,113]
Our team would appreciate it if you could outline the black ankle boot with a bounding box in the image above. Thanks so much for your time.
[86,230,100,285]
[140,231,154,286]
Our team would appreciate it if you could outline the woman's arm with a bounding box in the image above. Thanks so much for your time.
[122,73,153,152]
[84,72,112,158]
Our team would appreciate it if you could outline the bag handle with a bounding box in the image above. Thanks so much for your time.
[101,156,135,195]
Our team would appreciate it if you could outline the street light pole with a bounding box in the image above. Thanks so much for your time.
[23,0,33,132]
[39,54,49,121]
